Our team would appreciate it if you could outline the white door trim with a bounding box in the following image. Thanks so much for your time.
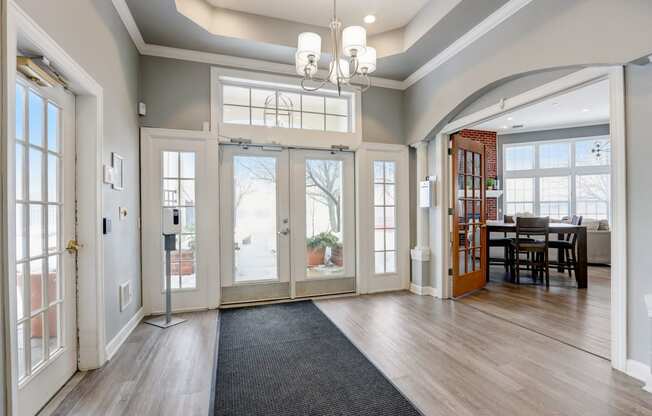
[433,66,627,372]
[355,142,410,294]
[140,127,220,313]
[4,2,106,413]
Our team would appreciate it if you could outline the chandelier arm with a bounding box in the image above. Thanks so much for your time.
[301,77,329,91]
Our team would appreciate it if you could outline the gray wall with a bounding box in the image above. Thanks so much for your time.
[404,0,652,145]
[139,55,405,144]
[625,64,652,366]
[15,0,142,342]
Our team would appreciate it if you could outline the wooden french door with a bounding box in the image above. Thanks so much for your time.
[451,134,487,297]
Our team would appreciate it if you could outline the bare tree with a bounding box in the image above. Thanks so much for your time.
[306,160,341,232]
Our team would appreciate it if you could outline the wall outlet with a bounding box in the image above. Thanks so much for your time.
[119,281,132,312]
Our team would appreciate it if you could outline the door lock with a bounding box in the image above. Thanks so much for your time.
[277,228,290,236]
[66,239,83,254]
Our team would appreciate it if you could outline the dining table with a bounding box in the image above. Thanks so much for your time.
[485,221,588,288]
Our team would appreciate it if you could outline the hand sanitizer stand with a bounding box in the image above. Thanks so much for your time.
[145,209,186,328]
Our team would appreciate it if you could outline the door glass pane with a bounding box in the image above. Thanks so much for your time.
[17,264,25,321]
[30,313,44,369]
[48,305,60,355]
[163,151,179,177]
[16,84,25,141]
[48,256,60,302]
[48,205,59,253]
[48,154,59,202]
[17,322,26,381]
[29,205,43,257]
[17,204,25,261]
[373,161,396,274]
[306,159,343,278]
[30,259,44,313]
[47,103,60,153]
[16,144,25,201]
[28,91,44,146]
[29,148,43,201]
[233,156,278,282]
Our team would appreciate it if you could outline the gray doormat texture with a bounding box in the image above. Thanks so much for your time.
[213,301,422,416]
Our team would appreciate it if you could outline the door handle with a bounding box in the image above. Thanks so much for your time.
[66,239,83,254]
[278,228,290,236]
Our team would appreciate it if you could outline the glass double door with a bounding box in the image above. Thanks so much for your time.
[219,145,355,304]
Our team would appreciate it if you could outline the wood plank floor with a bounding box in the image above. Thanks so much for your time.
[458,265,611,359]
[44,288,651,416]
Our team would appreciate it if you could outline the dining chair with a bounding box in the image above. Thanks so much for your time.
[509,217,550,287]
[488,215,514,273]
[548,215,583,278]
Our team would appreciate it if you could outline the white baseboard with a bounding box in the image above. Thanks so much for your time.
[626,359,652,392]
[105,307,144,361]
[409,283,441,298]
[148,306,209,315]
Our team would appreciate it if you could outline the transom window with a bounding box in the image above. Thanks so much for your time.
[503,136,611,221]
[222,84,350,133]
[373,161,397,274]
[162,151,197,289]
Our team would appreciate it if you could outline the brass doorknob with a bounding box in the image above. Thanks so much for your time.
[66,239,83,254]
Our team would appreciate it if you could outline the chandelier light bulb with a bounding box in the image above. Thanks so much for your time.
[342,26,367,57]
[297,32,322,62]
[357,46,376,74]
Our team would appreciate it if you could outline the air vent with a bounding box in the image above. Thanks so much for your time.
[511,124,525,129]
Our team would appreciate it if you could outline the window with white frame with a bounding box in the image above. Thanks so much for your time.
[373,161,397,274]
[162,151,197,289]
[222,83,351,133]
[503,136,611,221]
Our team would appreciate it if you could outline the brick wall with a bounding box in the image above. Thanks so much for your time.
[460,129,498,220]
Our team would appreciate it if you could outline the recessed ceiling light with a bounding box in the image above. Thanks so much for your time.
[582,108,590,112]
[501,125,509,129]
[364,15,376,24]
[507,117,514,121]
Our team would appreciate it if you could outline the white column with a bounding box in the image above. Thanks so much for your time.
[410,141,431,292]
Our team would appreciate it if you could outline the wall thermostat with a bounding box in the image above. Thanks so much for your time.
[162,208,181,235]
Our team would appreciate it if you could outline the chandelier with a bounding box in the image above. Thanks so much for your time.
[591,140,611,161]
[295,0,377,94]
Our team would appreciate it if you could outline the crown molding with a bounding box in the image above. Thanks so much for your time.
[403,0,533,88]
[112,0,532,91]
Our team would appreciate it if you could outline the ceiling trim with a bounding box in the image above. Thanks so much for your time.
[403,0,533,88]
[495,119,611,135]
[112,0,533,91]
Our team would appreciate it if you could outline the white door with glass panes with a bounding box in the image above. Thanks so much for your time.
[360,147,410,293]
[219,146,356,304]
[15,78,77,416]
[141,135,219,313]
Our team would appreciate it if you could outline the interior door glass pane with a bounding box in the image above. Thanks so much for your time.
[180,152,195,179]
[374,184,384,205]
[17,322,26,380]
[373,161,384,182]
[374,252,385,274]
[48,154,59,203]
[17,204,25,261]
[48,305,60,355]
[385,251,396,273]
[233,156,278,282]
[29,148,43,201]
[384,207,395,228]
[31,313,44,369]
[374,207,384,228]
[163,151,179,178]
[180,262,196,288]
[16,144,25,200]
[302,112,324,131]
[28,91,44,146]
[223,85,250,106]
[48,256,60,302]
[180,207,195,234]
[16,84,25,141]
[384,162,395,183]
[302,95,324,113]
[30,259,44,313]
[384,184,395,206]
[162,179,179,206]
[306,159,344,278]
[385,230,396,251]
[17,263,25,321]
[325,97,348,115]
[374,230,384,251]
[47,103,60,152]
[30,205,43,257]
[48,205,58,254]
[179,180,195,206]
[325,115,348,133]
[223,105,250,125]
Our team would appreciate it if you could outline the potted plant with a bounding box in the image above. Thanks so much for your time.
[486,177,496,190]
[307,232,342,267]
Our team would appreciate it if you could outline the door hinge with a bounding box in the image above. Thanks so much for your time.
[448,208,454,215]
[448,268,453,276]
[447,148,452,155]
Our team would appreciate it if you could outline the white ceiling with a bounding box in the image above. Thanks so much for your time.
[205,0,431,34]
[474,79,610,134]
